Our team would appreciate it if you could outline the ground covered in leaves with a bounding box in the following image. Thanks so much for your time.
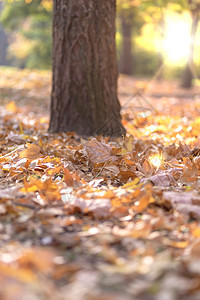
[1,67,200,299]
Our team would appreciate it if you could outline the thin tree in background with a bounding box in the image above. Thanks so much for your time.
[182,0,200,89]
[0,2,8,66]
[119,9,134,75]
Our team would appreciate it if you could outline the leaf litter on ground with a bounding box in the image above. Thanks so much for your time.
[1,68,200,299]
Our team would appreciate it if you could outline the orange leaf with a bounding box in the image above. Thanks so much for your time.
[0,262,37,284]
[124,157,135,165]
[166,240,188,248]
[192,227,200,238]
[64,168,74,186]
[19,143,41,160]
[133,194,150,213]
[6,101,19,113]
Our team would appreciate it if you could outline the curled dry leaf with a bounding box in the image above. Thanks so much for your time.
[19,143,42,160]
[149,172,176,187]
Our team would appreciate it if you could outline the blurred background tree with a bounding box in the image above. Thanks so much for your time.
[117,0,144,75]
[0,1,8,65]
[181,0,200,88]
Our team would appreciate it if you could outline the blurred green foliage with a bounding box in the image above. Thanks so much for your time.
[1,0,199,83]
[133,47,161,77]
[1,0,158,74]
[0,0,52,69]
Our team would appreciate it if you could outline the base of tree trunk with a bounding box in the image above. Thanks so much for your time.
[49,109,126,137]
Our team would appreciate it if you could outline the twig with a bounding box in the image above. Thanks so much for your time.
[13,201,36,210]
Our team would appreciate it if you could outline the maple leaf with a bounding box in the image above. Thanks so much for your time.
[19,143,42,160]
[85,138,117,165]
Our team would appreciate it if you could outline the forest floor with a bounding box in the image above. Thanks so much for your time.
[1,67,200,299]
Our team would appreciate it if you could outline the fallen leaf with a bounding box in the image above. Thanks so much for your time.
[85,138,117,165]
[6,101,19,113]
[19,143,42,160]
[149,172,176,187]
[64,195,111,218]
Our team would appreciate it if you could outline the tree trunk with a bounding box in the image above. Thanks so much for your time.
[181,10,199,89]
[49,0,125,137]
[119,16,133,75]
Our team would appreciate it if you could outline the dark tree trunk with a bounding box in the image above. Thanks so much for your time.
[49,0,125,137]
[119,16,133,75]
[181,10,199,89]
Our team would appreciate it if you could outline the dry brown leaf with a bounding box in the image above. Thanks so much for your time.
[65,195,111,218]
[19,143,42,160]
[149,172,176,187]
[85,138,117,165]
[18,248,56,273]
[63,168,74,186]
[118,170,137,183]
[193,156,200,169]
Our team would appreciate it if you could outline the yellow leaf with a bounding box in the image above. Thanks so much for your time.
[19,122,24,134]
[192,227,200,238]
[20,184,39,193]
[121,148,128,155]
[166,240,188,249]
[6,101,19,113]
[124,157,135,165]
[122,177,140,189]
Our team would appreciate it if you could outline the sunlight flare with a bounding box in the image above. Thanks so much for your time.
[163,12,190,64]
[149,154,163,169]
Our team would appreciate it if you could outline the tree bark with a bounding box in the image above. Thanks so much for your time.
[49,0,125,137]
[181,9,199,89]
